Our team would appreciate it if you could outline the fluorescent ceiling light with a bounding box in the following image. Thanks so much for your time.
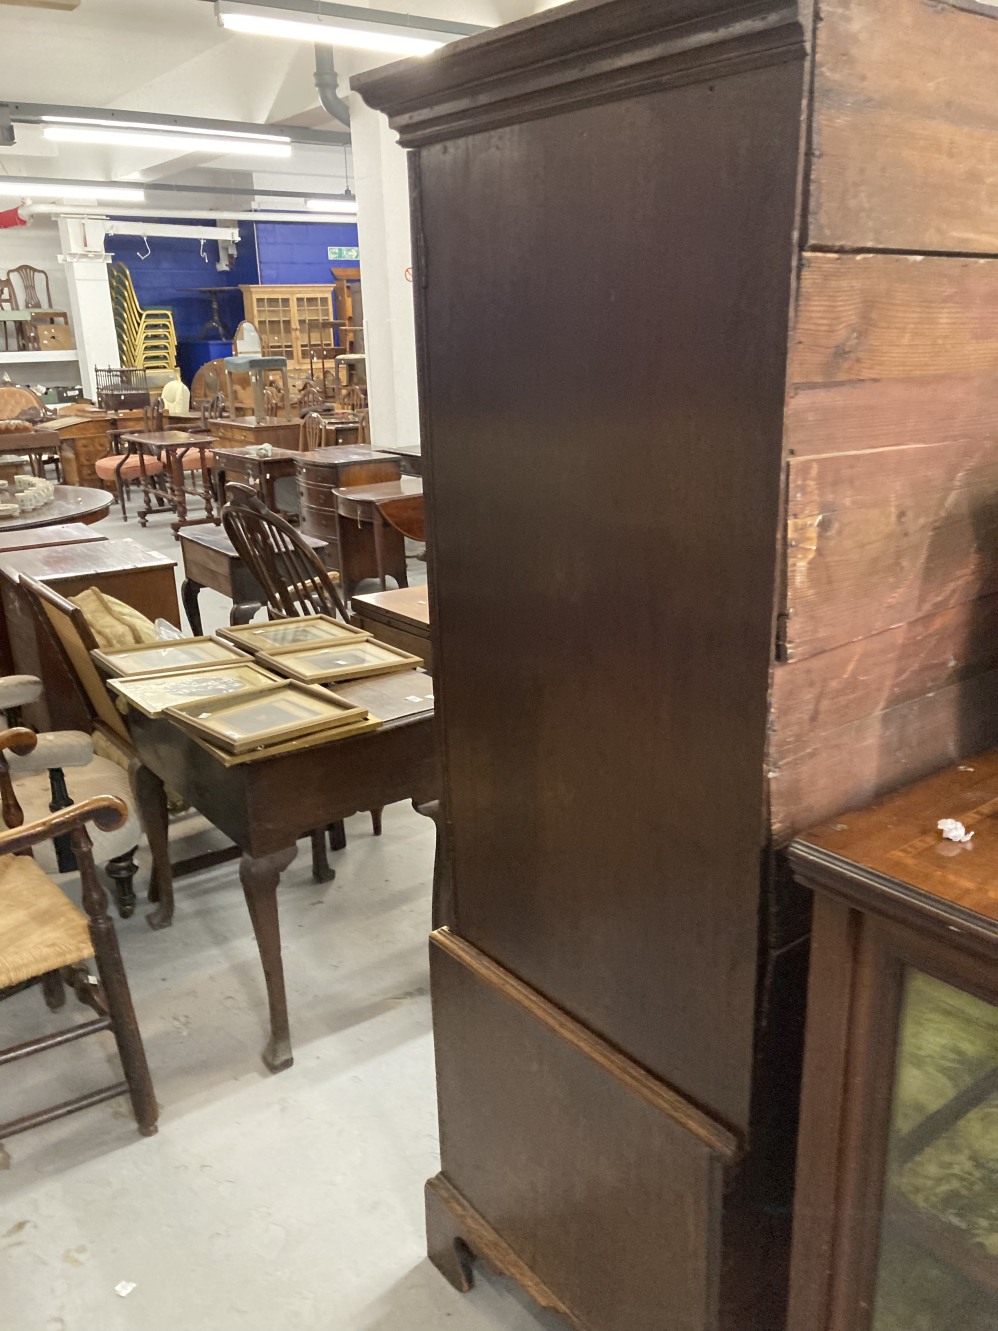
[0,180,145,202]
[43,126,292,158]
[306,196,357,213]
[41,115,291,145]
[219,10,442,55]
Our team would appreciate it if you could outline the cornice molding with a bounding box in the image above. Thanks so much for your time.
[353,0,804,147]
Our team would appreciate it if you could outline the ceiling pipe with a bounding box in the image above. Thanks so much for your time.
[314,45,351,128]
[20,203,357,224]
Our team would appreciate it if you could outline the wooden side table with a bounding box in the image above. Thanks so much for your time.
[179,526,330,635]
[211,446,300,519]
[333,478,421,597]
[118,430,218,535]
[1,537,179,730]
[351,585,431,670]
[788,757,998,1331]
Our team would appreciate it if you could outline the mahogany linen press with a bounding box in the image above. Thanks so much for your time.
[355,0,998,1326]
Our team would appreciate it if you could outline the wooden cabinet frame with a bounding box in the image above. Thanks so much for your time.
[239,285,335,379]
[788,845,997,1331]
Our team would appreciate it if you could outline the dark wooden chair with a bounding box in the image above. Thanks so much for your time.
[221,483,383,842]
[221,482,348,620]
[0,727,158,1143]
[299,410,327,451]
[0,276,19,352]
[9,264,54,309]
[7,264,70,351]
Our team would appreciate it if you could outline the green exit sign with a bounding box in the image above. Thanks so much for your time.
[328,246,359,261]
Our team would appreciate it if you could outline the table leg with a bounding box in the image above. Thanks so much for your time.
[181,578,204,635]
[170,450,188,535]
[372,509,387,590]
[230,599,261,626]
[129,760,175,931]
[240,843,298,1072]
[199,448,216,524]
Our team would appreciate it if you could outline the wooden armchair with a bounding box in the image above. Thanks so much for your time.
[0,673,144,918]
[0,728,158,1143]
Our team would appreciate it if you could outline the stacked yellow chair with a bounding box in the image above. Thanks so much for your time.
[108,264,177,371]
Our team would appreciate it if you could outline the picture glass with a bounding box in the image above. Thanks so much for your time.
[230,619,364,651]
[103,640,239,674]
[198,693,336,740]
[111,665,278,714]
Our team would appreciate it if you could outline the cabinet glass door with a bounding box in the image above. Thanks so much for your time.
[872,970,998,1331]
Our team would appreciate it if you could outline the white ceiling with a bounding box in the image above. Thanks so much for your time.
[0,0,556,201]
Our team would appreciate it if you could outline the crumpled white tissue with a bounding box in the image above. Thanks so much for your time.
[937,818,973,843]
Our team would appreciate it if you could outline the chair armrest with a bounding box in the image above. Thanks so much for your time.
[0,793,127,857]
[0,726,39,758]
[7,730,94,775]
[0,675,43,710]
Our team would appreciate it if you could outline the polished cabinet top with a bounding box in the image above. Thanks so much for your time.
[796,752,998,927]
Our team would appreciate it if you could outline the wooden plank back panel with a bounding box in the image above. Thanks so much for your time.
[417,61,804,1131]
[430,931,729,1331]
[772,594,998,760]
[808,0,998,251]
[769,669,998,841]
[786,375,998,460]
[789,253,998,388]
[784,441,998,660]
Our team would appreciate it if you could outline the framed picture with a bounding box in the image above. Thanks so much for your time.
[217,616,370,655]
[93,637,246,678]
[256,638,422,683]
[165,683,370,755]
[108,663,283,718]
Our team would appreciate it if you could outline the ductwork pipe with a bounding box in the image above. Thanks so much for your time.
[314,45,351,128]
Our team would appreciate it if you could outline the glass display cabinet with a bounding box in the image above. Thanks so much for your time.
[788,754,998,1331]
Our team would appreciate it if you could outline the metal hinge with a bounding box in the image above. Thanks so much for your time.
[415,230,428,289]
[775,611,791,663]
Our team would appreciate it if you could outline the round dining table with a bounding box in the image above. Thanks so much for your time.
[0,484,112,532]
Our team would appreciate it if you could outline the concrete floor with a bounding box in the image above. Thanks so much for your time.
[1,497,565,1331]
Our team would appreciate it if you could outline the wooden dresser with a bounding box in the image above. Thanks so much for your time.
[295,446,401,593]
[53,414,112,489]
[356,1,998,1327]
[210,416,302,452]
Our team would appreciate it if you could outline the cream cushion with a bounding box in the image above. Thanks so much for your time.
[7,730,94,775]
[70,588,158,649]
[9,758,141,865]
[0,675,43,710]
[0,853,91,990]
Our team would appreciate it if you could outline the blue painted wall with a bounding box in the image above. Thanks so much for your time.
[104,219,360,343]
[104,220,259,342]
[255,221,359,285]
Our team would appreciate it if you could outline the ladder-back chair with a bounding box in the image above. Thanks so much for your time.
[0,729,158,1143]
